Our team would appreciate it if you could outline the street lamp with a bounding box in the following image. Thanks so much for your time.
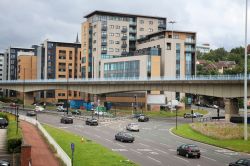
[23,68,25,113]
[66,76,69,115]
[244,0,248,141]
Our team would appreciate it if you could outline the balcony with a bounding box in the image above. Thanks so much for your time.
[121,28,127,33]
[129,29,137,33]
[101,34,107,38]
[185,48,196,52]
[101,42,107,46]
[101,50,107,54]
[129,22,136,26]
[121,51,127,56]
[101,26,107,31]
[158,24,166,29]
[121,36,127,40]
[121,44,127,48]
[129,36,136,41]
[185,39,196,44]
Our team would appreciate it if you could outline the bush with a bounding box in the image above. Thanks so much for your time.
[7,120,22,153]
[0,112,9,121]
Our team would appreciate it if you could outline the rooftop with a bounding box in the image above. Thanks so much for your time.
[84,10,166,20]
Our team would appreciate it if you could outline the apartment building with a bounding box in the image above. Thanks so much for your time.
[196,43,210,54]
[137,30,196,101]
[0,53,4,96]
[37,40,82,102]
[81,10,166,79]
[4,47,35,97]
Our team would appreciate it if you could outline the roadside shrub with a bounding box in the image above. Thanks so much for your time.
[7,120,22,153]
[0,112,9,121]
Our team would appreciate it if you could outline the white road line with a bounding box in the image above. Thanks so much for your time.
[154,148,169,154]
[117,143,126,148]
[94,134,101,138]
[159,143,171,147]
[139,143,150,147]
[147,156,161,163]
[104,138,113,143]
[201,155,216,162]
[130,149,142,155]
[173,156,189,163]
[176,141,185,144]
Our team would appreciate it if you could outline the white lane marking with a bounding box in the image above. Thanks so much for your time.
[58,126,68,129]
[147,156,161,163]
[117,143,126,148]
[154,148,169,154]
[159,143,171,147]
[201,155,216,162]
[104,138,113,143]
[139,143,150,147]
[173,156,189,163]
[130,149,142,155]
[214,152,230,158]
[112,149,128,152]
[94,134,101,138]
[137,149,152,152]
[150,152,159,155]
[168,149,176,152]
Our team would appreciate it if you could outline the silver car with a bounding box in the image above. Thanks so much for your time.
[126,123,139,132]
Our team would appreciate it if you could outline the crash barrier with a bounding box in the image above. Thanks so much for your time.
[18,115,72,166]
[230,116,250,124]
[211,116,225,120]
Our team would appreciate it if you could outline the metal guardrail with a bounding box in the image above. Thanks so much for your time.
[0,74,249,84]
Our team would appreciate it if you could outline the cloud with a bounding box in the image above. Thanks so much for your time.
[0,0,249,52]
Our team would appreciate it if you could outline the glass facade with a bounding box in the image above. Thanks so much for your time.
[185,52,192,76]
[176,43,180,77]
[104,60,139,78]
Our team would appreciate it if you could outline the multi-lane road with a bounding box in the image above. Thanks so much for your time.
[5,108,250,166]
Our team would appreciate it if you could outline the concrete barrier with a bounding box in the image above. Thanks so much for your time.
[19,115,72,166]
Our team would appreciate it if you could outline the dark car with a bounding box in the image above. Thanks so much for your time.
[138,115,149,122]
[71,110,81,115]
[0,118,8,128]
[229,159,250,166]
[177,144,200,158]
[0,160,10,166]
[26,111,36,116]
[115,131,134,143]
[133,113,144,119]
[60,116,73,124]
[85,118,98,126]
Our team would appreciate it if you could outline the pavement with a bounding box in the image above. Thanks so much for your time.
[21,121,60,166]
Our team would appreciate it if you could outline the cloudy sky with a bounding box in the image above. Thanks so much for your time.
[0,0,249,52]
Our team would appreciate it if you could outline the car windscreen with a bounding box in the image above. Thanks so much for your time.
[189,145,199,150]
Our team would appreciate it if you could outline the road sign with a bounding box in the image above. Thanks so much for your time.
[71,143,75,152]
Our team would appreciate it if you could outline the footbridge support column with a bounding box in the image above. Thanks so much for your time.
[224,98,239,122]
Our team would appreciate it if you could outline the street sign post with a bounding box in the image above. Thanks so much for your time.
[71,143,75,166]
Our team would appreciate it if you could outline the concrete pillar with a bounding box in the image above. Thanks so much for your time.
[224,98,240,121]
[21,144,32,166]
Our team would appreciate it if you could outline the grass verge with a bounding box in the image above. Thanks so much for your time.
[172,123,250,153]
[43,124,137,166]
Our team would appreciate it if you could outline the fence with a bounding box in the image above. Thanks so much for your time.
[19,115,72,166]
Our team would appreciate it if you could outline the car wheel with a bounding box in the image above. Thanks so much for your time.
[120,139,124,142]
[137,129,139,132]
[197,155,200,159]
[186,153,189,158]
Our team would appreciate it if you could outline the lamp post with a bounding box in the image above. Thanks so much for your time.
[244,0,248,141]
[23,68,25,113]
[66,76,69,115]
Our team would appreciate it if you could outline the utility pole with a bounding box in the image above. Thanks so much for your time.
[244,0,248,141]
[66,76,69,115]
[23,68,25,112]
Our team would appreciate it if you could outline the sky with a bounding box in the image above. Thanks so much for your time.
[0,0,249,52]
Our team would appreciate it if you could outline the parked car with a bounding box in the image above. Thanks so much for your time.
[60,116,73,124]
[0,118,8,128]
[94,111,108,116]
[193,112,203,118]
[177,144,200,158]
[138,115,149,122]
[71,109,81,115]
[35,106,44,112]
[183,113,193,118]
[26,111,36,116]
[229,158,250,166]
[132,113,144,119]
[0,160,10,166]
[126,123,139,132]
[115,131,134,143]
[85,118,98,126]
[57,106,66,112]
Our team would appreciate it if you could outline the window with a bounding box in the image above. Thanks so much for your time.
[149,21,153,25]
[167,43,171,50]
[174,34,179,39]
[101,47,107,51]
[115,48,120,52]
[94,25,97,28]
[93,40,96,43]
[115,41,120,44]
[110,33,114,36]
[110,25,114,29]
[149,28,153,32]
[115,33,120,37]
[140,20,144,24]
[140,28,144,31]
[116,25,120,29]
[93,48,96,52]
[109,40,114,44]
[109,48,114,52]
[122,26,127,29]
